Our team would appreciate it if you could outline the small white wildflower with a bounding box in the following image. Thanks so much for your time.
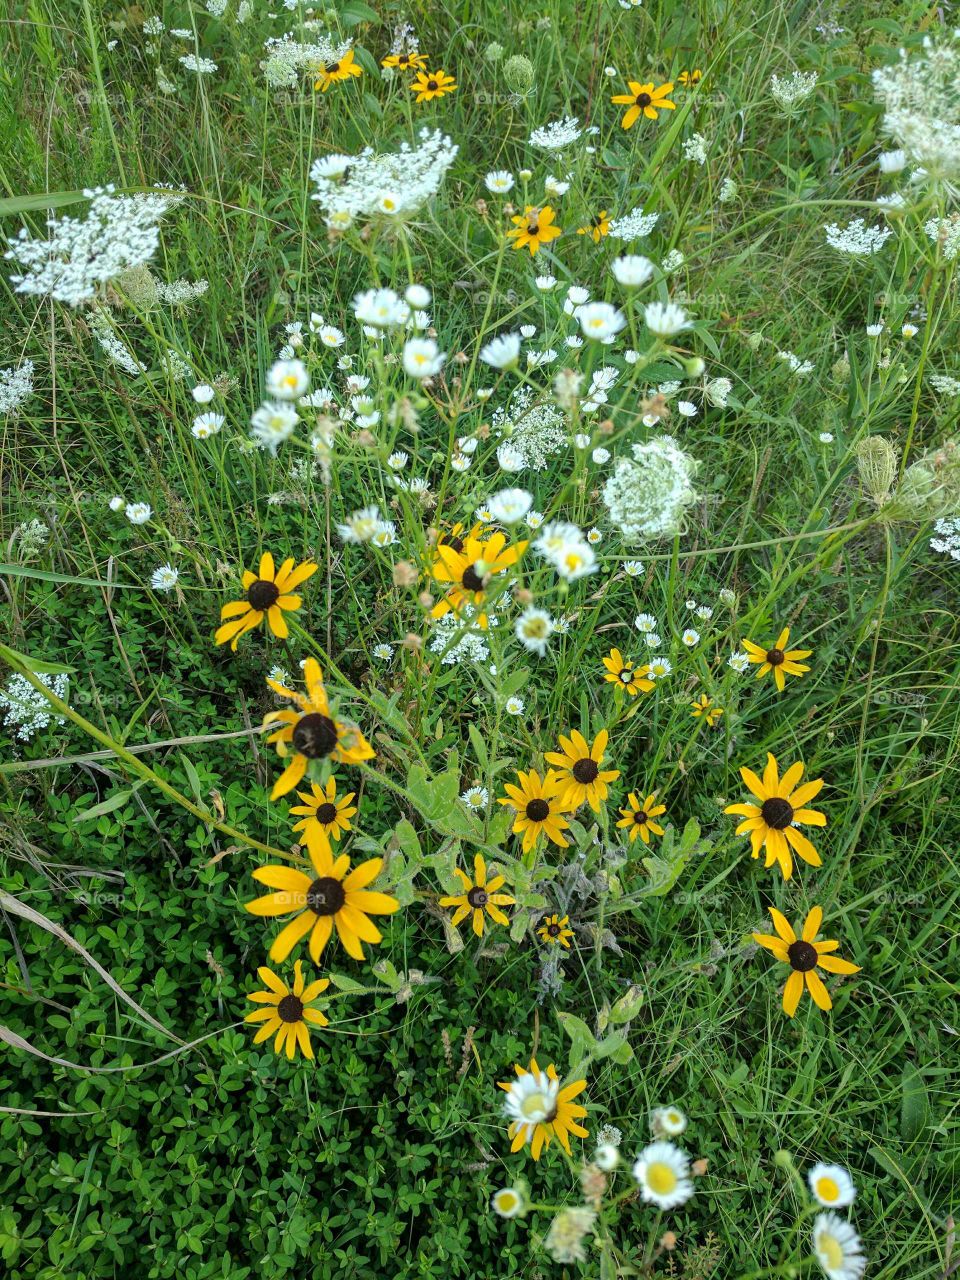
[150,564,180,592]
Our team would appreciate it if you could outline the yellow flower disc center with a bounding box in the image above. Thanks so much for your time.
[819,1234,844,1269]
[647,1162,678,1195]
[520,1090,552,1121]
[816,1177,840,1202]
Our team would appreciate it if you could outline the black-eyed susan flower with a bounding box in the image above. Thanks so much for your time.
[288,777,357,857]
[724,753,825,880]
[545,729,620,812]
[410,68,457,102]
[246,841,399,963]
[537,913,574,948]
[499,1059,588,1160]
[742,627,812,691]
[602,648,654,696]
[439,853,515,937]
[612,80,676,129]
[245,960,329,1060]
[263,659,374,799]
[577,210,611,243]
[215,553,317,650]
[752,906,860,1017]
[506,205,562,256]
[616,792,666,844]
[382,49,427,71]
[498,768,574,852]
[677,69,702,86]
[314,48,362,92]
[690,694,724,726]
[429,526,527,628]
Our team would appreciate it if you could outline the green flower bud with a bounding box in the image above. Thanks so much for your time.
[484,41,505,64]
[855,437,899,507]
[503,54,535,97]
[115,263,159,310]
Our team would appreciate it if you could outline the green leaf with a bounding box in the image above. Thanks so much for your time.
[901,1064,929,1145]
[71,784,146,824]
[0,642,75,676]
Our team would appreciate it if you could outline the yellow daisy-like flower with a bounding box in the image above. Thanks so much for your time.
[611,80,676,129]
[215,553,318,650]
[752,906,860,1017]
[545,729,620,813]
[245,841,399,963]
[506,205,562,256]
[742,627,813,692]
[616,792,666,844]
[725,753,825,880]
[314,48,362,92]
[602,648,655,696]
[288,777,357,858]
[381,49,427,71]
[677,69,702,86]
[429,526,527,629]
[690,694,724,726]
[498,1059,588,1161]
[537,914,574,948]
[263,658,374,800]
[439,853,515,937]
[245,960,329,1060]
[576,210,611,243]
[410,68,457,102]
[497,768,574,852]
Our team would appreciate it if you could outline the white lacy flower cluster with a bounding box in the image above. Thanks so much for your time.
[924,215,960,261]
[261,28,351,89]
[824,218,893,255]
[310,129,458,227]
[89,309,146,375]
[491,386,568,471]
[5,186,172,307]
[528,116,582,151]
[0,672,69,742]
[603,436,700,539]
[930,517,960,560]
[872,34,960,183]
[429,609,491,665]
[0,361,34,416]
[769,70,818,111]
[608,208,659,242]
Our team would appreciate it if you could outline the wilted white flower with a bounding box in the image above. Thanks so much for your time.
[150,564,180,592]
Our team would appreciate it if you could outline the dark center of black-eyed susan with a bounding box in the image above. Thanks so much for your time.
[326,61,340,73]
[427,78,439,91]
[398,54,410,66]
[306,876,346,916]
[442,534,465,553]
[527,221,541,236]
[635,92,652,106]
[766,648,785,666]
[633,810,649,825]
[592,216,603,228]
[787,940,818,972]
[760,797,794,830]
[547,923,561,937]
[461,563,485,593]
[315,802,339,824]
[247,579,280,611]
[526,798,550,822]
[276,994,304,1022]
[466,885,489,908]
[572,757,599,784]
[292,713,339,759]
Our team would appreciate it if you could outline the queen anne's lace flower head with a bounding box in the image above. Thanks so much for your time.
[603,436,700,540]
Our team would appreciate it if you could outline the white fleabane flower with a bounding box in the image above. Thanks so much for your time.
[491,1188,525,1219]
[372,643,393,661]
[403,338,445,378]
[592,447,610,464]
[644,301,691,337]
[319,325,345,347]
[505,695,525,715]
[250,401,298,453]
[648,656,672,678]
[808,1164,856,1209]
[535,274,557,291]
[192,383,215,403]
[682,629,700,646]
[461,785,489,810]
[354,287,406,327]
[902,322,918,338]
[497,443,526,472]
[728,650,749,672]
[635,613,657,633]
[866,323,884,336]
[338,504,385,543]
[405,283,431,308]
[878,149,906,173]
[515,606,555,656]
[623,559,644,576]
[812,1214,866,1280]
[480,332,521,368]
[192,412,224,438]
[125,501,152,524]
[150,564,179,592]
[484,169,514,194]
[576,301,626,341]
[611,254,654,286]
[267,359,310,401]
[651,1106,687,1137]
[632,1142,694,1208]
[678,400,697,417]
[387,450,408,470]
[488,488,533,524]
[595,1144,619,1171]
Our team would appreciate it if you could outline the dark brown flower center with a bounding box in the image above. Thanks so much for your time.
[462,563,485,593]
[526,798,550,822]
[327,61,340,74]
[306,876,346,916]
[441,534,465,553]
[398,54,410,65]
[592,216,603,228]
[277,994,304,1022]
[760,797,794,830]
[427,78,438,91]
[315,802,338,824]
[292,713,339,759]
[766,648,785,666]
[787,940,818,972]
[634,810,649,825]
[547,923,560,937]
[572,757,599,784]
[527,221,540,236]
[247,579,280,611]
[466,885,488,908]
[635,92,652,106]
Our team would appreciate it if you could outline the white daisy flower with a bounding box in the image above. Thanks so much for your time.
[682,629,700,647]
[485,170,515,193]
[505,696,525,715]
[403,338,445,378]
[632,1142,694,1209]
[488,488,533,524]
[651,1106,687,1137]
[515,606,554,656]
[594,1143,619,1171]
[191,383,215,403]
[192,412,224,438]
[491,1187,525,1219]
[125,502,152,525]
[372,643,393,661]
[502,1065,560,1141]
[480,332,521,368]
[812,1213,866,1280]
[461,785,489,810]
[266,358,310,401]
[150,564,179,592]
[808,1164,856,1209]
[635,612,657,633]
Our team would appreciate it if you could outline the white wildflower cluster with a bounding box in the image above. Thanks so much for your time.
[930,517,960,560]
[261,29,350,90]
[718,176,738,203]
[704,376,732,407]
[88,309,146,375]
[5,186,172,307]
[429,610,491,665]
[310,129,458,227]
[924,215,960,261]
[607,208,659,242]
[492,386,568,471]
[581,366,618,414]
[930,374,960,397]
[534,521,597,581]
[769,70,818,111]
[603,436,700,540]
[14,519,49,559]
[0,672,69,743]
[0,361,34,417]
[872,34,960,184]
[824,218,893,256]
[528,116,582,151]
[156,277,210,304]
[777,350,814,376]
[180,54,217,74]
[682,133,708,165]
